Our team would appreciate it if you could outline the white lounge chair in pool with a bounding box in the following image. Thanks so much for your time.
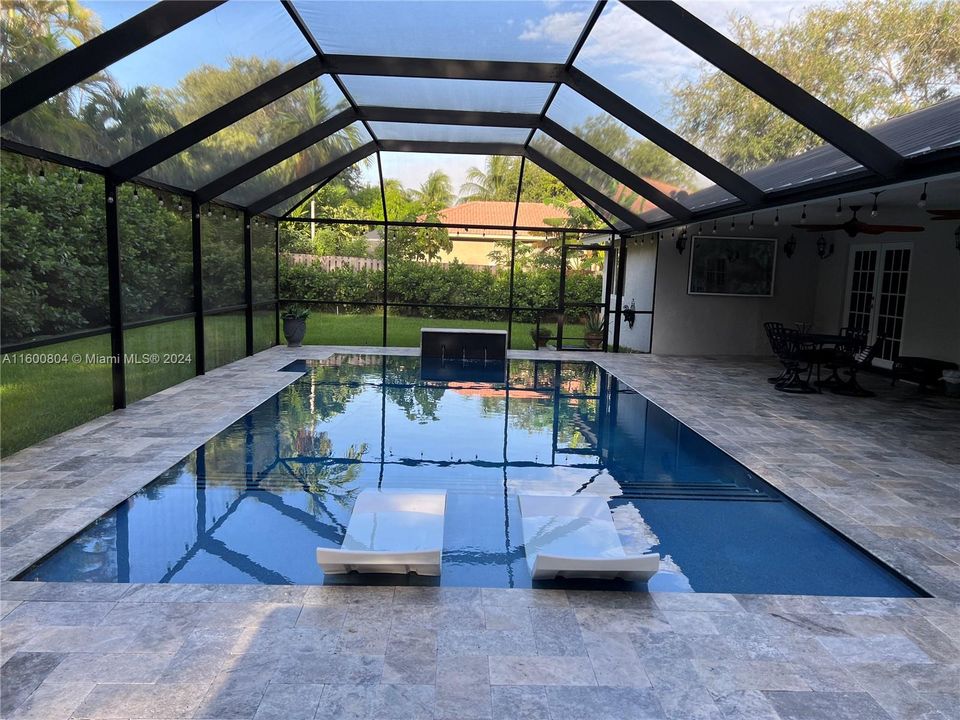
[518,495,660,582]
[316,489,447,576]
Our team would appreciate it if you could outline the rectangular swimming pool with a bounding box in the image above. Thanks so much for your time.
[17,355,925,596]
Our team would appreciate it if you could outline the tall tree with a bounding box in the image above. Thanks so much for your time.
[459,156,520,201]
[410,170,454,210]
[672,0,960,172]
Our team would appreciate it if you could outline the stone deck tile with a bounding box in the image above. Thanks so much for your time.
[1,348,959,719]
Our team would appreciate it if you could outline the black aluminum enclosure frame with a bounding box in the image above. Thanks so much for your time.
[3,0,959,415]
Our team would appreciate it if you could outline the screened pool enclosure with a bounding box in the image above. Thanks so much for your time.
[2,0,958,454]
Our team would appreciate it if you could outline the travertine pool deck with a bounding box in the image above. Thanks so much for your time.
[1,347,957,719]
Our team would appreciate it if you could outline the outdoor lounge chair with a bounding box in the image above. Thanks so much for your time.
[518,495,660,582]
[316,489,447,575]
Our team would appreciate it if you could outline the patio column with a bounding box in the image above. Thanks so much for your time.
[191,197,205,375]
[243,211,253,356]
[105,177,126,409]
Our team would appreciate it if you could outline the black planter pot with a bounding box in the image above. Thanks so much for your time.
[283,317,307,347]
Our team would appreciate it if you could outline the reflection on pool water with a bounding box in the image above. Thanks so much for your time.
[18,355,924,596]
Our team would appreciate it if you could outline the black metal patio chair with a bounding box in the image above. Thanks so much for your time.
[831,333,884,397]
[767,325,818,394]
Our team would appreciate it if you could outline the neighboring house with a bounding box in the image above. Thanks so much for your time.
[434,201,571,267]
[363,201,574,267]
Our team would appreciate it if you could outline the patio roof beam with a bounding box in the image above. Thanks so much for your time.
[247,142,378,215]
[540,118,690,222]
[359,107,539,128]
[324,54,564,83]
[564,67,764,206]
[111,57,325,181]
[195,108,358,203]
[625,1,904,179]
[0,1,224,125]
[378,140,524,155]
[526,147,647,230]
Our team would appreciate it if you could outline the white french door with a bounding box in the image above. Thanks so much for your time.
[842,243,912,369]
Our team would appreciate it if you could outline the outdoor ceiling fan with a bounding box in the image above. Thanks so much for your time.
[792,205,924,238]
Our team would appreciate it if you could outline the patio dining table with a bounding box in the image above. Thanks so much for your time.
[802,332,868,395]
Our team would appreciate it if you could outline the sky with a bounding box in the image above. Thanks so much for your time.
[86,0,834,191]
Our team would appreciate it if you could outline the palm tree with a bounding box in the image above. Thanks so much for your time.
[410,170,453,211]
[274,79,365,180]
[458,156,520,202]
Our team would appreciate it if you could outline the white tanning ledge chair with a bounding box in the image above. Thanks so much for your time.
[519,495,660,582]
[316,489,446,576]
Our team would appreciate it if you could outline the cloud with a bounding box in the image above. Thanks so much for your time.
[519,9,590,42]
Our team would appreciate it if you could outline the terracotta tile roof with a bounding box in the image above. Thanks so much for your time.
[437,201,571,232]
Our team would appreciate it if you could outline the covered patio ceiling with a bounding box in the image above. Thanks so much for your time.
[2,0,958,233]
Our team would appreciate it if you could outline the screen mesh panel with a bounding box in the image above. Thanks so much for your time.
[220,122,373,207]
[369,123,530,144]
[2,0,312,165]
[676,0,956,154]
[143,76,349,191]
[343,76,554,114]
[1,0,149,87]
[574,0,860,184]
[295,0,595,62]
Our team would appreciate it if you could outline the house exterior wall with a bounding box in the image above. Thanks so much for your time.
[614,212,957,363]
[648,227,818,355]
[812,218,960,364]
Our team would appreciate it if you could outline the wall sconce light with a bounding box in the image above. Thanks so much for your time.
[675,228,687,254]
[816,234,834,260]
[622,299,637,329]
[784,234,797,258]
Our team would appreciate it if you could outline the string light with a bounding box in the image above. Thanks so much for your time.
[75,174,83,192]
[159,195,164,207]
[133,186,139,201]
[730,216,736,231]
[917,182,927,209]
[835,198,843,216]
[177,199,184,212]
[698,223,703,234]
[38,164,46,183]
[773,209,780,227]
[712,219,718,234]
[748,214,755,231]
[234,211,239,222]
[222,209,227,220]
[800,204,807,224]
[207,207,213,217]
[871,193,879,217]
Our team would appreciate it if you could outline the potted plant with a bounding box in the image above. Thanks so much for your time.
[282,305,310,348]
[530,325,552,350]
[584,310,605,349]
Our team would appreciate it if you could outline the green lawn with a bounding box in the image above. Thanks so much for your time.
[1,311,587,456]
[0,314,275,457]
[301,311,592,351]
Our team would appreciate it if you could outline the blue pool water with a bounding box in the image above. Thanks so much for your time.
[18,355,924,596]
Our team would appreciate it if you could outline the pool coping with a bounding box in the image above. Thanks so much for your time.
[1,346,958,604]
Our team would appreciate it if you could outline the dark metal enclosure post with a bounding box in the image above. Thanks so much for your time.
[506,157,526,349]
[377,152,389,346]
[243,211,254,355]
[105,178,126,409]
[274,220,281,346]
[613,234,627,352]
[602,235,615,352]
[649,233,660,355]
[191,197,205,374]
[557,239,568,350]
